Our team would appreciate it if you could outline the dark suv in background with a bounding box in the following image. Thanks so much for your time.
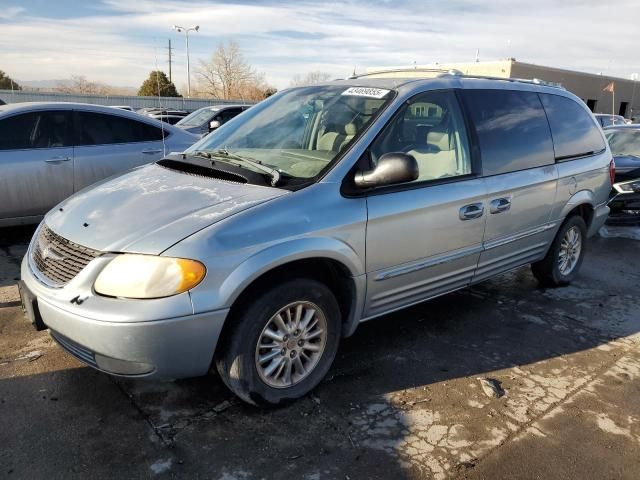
[176,104,251,136]
[605,125,640,224]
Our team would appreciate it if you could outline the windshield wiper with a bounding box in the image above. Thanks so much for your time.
[190,150,212,159]
[210,149,283,186]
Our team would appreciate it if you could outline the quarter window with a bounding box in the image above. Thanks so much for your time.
[540,94,606,160]
[0,111,70,150]
[75,112,166,146]
[370,90,472,183]
[462,90,555,176]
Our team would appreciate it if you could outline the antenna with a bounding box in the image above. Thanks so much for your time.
[153,43,167,157]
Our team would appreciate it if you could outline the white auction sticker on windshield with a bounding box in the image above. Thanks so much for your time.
[341,87,390,99]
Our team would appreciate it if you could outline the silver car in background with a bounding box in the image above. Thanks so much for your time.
[20,76,612,406]
[0,102,198,226]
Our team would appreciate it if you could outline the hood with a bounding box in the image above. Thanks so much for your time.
[613,154,640,170]
[613,155,640,182]
[45,163,287,254]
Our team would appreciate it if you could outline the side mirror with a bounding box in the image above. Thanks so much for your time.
[354,152,419,188]
[209,120,221,131]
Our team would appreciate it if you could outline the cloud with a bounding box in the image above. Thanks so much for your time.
[0,0,638,91]
[0,6,25,20]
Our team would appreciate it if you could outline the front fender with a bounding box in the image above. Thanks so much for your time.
[218,236,365,308]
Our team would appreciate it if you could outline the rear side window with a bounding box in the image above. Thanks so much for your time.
[75,112,166,146]
[540,94,606,160]
[462,90,554,176]
[217,108,243,124]
[0,111,70,150]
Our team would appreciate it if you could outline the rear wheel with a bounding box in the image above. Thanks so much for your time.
[531,215,587,287]
[215,278,341,406]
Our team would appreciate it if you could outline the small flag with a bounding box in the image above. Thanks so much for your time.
[603,81,615,93]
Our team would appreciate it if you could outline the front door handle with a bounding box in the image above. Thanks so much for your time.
[44,156,72,164]
[142,148,163,155]
[490,197,512,214]
[459,203,485,220]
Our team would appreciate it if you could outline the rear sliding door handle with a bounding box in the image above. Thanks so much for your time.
[459,203,485,220]
[142,148,163,155]
[490,197,512,214]
[44,156,71,164]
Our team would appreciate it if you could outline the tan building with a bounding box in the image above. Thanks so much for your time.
[365,60,640,120]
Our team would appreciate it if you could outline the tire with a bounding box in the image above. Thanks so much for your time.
[215,278,341,406]
[531,215,587,287]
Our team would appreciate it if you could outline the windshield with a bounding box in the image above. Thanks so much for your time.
[600,115,625,127]
[186,85,394,179]
[606,129,640,157]
[177,107,218,127]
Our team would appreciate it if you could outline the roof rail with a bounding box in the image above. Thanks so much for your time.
[439,71,565,89]
[348,67,565,89]
[348,67,453,79]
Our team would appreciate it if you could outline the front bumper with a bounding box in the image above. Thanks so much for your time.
[607,191,640,225]
[21,254,229,380]
[607,180,640,225]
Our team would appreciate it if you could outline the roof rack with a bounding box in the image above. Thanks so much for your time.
[348,68,565,89]
[348,67,453,79]
[441,71,565,89]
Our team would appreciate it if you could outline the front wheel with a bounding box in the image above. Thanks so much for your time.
[215,278,341,406]
[531,215,587,287]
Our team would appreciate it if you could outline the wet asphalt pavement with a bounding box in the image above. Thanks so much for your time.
[1,225,639,479]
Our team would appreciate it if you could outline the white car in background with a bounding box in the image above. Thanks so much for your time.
[0,102,198,227]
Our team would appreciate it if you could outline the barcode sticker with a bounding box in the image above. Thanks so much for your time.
[341,87,390,99]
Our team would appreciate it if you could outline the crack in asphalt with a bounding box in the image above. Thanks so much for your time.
[110,377,175,448]
[451,337,639,479]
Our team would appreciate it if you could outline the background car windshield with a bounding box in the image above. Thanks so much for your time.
[188,85,393,179]
[177,108,218,127]
[606,129,640,157]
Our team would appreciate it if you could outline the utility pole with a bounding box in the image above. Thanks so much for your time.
[631,73,638,120]
[171,25,199,97]
[167,39,173,83]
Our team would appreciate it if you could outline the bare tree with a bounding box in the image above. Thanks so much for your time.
[56,75,112,95]
[196,40,272,101]
[290,71,332,87]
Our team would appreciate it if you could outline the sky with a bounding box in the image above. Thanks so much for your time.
[0,0,638,92]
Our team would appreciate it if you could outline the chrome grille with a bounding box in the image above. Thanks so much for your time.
[31,225,101,287]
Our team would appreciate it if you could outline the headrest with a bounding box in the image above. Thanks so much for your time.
[427,129,451,151]
[344,123,357,136]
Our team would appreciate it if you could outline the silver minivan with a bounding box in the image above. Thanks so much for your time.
[20,76,613,406]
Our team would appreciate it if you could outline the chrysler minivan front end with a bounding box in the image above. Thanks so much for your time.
[20,231,226,378]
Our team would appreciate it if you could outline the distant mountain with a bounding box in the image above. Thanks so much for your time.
[17,79,68,89]
[16,79,137,95]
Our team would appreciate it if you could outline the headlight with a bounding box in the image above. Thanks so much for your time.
[94,254,206,299]
[614,181,640,193]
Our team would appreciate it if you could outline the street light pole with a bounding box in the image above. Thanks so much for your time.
[171,24,199,97]
[631,73,638,121]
